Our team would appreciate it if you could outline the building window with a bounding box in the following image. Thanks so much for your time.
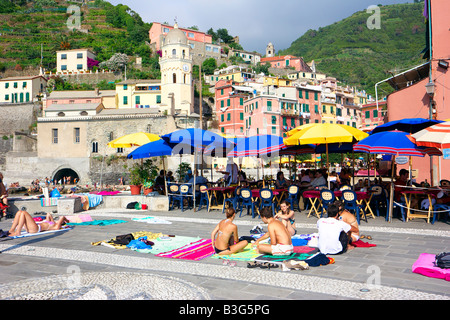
[299,90,303,98]
[314,105,319,113]
[373,110,378,118]
[77,53,83,59]
[221,114,224,122]
[77,64,83,70]
[13,82,18,88]
[365,111,370,119]
[314,92,318,100]
[52,129,58,144]
[135,96,140,105]
[227,113,231,121]
[61,65,67,71]
[123,96,128,105]
[5,94,9,101]
[69,100,75,104]
[117,148,123,153]
[272,116,277,125]
[240,113,243,120]
[74,128,80,143]
[61,54,67,60]
[267,100,272,111]
[188,32,194,38]
[173,73,177,83]
[22,82,27,88]
[227,99,230,106]
[156,95,161,103]
[305,91,309,99]
[272,127,277,134]
[4,83,8,89]
[123,84,128,90]
[92,141,98,153]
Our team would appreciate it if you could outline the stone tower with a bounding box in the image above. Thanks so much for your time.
[160,23,194,116]
[266,42,274,57]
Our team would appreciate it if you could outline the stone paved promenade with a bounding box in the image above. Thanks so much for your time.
[0,199,449,304]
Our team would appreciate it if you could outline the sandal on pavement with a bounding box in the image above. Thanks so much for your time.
[247,261,261,268]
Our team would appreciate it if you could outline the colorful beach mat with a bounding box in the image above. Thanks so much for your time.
[412,253,450,281]
[155,238,215,261]
[254,246,320,264]
[211,243,261,261]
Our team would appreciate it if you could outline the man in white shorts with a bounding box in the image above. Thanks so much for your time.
[254,207,293,255]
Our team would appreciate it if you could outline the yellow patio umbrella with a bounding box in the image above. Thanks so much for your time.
[284,123,368,187]
[275,157,302,164]
[107,132,161,148]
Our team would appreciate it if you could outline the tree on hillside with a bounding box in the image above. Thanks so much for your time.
[217,28,233,44]
[202,58,217,75]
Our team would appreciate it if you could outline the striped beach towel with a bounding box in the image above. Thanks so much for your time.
[156,238,214,261]
[40,197,58,207]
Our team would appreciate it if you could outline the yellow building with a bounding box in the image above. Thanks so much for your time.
[262,76,292,87]
[116,80,163,109]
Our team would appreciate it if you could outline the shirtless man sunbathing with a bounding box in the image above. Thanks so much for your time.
[254,207,293,255]
[8,210,68,237]
[211,208,248,255]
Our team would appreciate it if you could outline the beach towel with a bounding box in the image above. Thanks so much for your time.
[67,219,127,226]
[132,216,172,224]
[4,226,72,240]
[352,240,376,247]
[91,231,163,249]
[412,253,450,281]
[66,214,93,223]
[94,191,121,196]
[254,247,320,265]
[211,243,262,261]
[132,236,200,254]
[156,238,215,261]
[40,197,58,207]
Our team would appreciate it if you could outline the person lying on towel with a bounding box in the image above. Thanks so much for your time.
[211,208,248,255]
[8,210,69,237]
[254,207,293,256]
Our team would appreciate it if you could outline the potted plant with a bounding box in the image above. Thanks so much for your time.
[128,159,159,195]
[142,180,154,195]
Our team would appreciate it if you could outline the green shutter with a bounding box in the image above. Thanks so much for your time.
[240,113,243,120]
[240,97,243,105]
[305,91,309,99]
[156,95,161,103]
[299,90,303,98]
[123,96,128,105]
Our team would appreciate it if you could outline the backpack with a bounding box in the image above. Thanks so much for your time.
[435,252,450,269]
[126,201,138,209]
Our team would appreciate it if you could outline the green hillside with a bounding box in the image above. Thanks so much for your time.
[279,2,428,96]
[0,0,159,78]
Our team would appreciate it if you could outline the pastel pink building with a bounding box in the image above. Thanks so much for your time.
[260,55,312,72]
[385,0,450,185]
[149,23,212,49]
[360,100,387,132]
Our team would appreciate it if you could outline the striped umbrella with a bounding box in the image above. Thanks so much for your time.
[227,135,285,158]
[354,131,442,157]
[410,121,450,149]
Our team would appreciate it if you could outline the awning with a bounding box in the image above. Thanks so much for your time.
[385,62,430,91]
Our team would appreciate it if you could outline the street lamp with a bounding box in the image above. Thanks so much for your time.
[425,80,435,97]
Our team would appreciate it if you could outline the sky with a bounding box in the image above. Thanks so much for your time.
[108,0,416,54]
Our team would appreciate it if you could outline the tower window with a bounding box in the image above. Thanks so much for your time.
[173,73,177,84]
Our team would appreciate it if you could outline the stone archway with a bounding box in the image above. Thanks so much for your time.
[52,168,80,184]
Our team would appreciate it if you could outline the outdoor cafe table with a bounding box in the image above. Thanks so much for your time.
[206,186,236,212]
[303,190,374,219]
[400,189,439,223]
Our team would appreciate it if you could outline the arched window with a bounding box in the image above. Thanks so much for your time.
[57,112,65,117]
[173,73,177,84]
[80,111,88,116]
[182,50,186,58]
[184,74,187,84]
[92,141,98,153]
[172,49,176,56]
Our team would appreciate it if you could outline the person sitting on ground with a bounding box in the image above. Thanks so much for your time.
[211,208,248,255]
[334,200,360,246]
[316,202,358,255]
[254,207,293,256]
[274,200,296,236]
[0,172,8,218]
[275,171,290,189]
[8,210,69,237]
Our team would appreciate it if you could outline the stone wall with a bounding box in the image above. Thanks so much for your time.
[0,102,40,134]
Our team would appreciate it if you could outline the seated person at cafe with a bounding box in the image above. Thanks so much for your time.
[154,170,166,194]
[304,169,327,190]
[339,169,351,186]
[224,158,239,186]
[436,179,450,205]
[188,170,208,186]
[394,169,409,201]
[275,171,290,189]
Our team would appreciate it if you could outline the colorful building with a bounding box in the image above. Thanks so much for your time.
[360,100,387,132]
[260,55,312,72]
[0,75,47,104]
[56,49,96,73]
[381,0,450,184]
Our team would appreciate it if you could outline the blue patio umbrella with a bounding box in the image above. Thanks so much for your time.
[161,128,234,155]
[127,139,175,159]
[370,118,444,135]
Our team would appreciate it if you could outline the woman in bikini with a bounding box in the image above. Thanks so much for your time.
[211,208,248,255]
[8,210,68,237]
[334,201,360,247]
[275,200,296,236]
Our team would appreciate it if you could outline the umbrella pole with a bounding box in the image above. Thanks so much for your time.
[388,157,396,223]
[261,158,265,188]
[367,153,370,188]
[163,157,168,196]
[326,143,330,189]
